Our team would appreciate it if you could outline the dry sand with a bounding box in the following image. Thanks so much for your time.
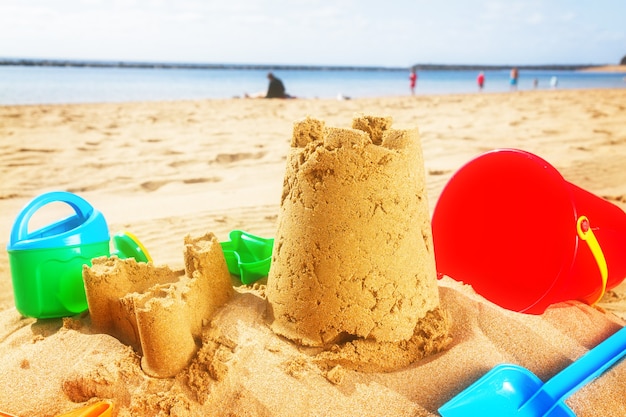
[1,89,626,416]
[579,65,626,73]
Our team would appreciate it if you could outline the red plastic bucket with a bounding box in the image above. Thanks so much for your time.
[432,149,626,314]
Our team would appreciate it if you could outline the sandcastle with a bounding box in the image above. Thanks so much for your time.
[266,115,445,349]
[83,232,233,378]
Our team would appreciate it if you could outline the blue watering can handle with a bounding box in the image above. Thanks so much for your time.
[10,191,95,245]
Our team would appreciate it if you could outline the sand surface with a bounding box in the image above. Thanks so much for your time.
[1,89,626,416]
[580,65,626,73]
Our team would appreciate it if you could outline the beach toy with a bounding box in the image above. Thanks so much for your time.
[0,400,113,417]
[7,191,151,319]
[56,401,113,417]
[432,149,626,314]
[112,230,152,263]
[439,325,626,416]
[220,230,274,284]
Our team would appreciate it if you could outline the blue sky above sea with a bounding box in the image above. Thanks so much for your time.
[0,0,624,67]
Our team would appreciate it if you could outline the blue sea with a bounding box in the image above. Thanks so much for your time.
[1,64,625,105]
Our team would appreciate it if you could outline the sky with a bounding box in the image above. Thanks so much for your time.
[1,0,625,67]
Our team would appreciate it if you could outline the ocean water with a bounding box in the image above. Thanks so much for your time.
[0,65,625,105]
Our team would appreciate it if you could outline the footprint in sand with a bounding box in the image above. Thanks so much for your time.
[182,177,221,184]
[18,147,57,153]
[591,111,608,119]
[542,129,559,135]
[141,180,169,192]
[141,177,221,191]
[604,195,626,204]
[428,169,450,176]
[508,118,527,127]
[593,129,611,136]
[169,160,191,168]
[214,151,266,164]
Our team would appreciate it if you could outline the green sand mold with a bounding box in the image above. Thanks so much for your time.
[220,230,274,285]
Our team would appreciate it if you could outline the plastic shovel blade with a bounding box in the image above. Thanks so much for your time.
[56,401,113,417]
[0,401,113,417]
[438,364,575,417]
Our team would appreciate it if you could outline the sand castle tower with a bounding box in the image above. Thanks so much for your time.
[266,115,442,347]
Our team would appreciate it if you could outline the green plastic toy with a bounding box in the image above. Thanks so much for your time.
[220,230,274,284]
[7,192,151,319]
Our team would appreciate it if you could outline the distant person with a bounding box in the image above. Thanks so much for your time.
[244,72,292,99]
[477,71,485,91]
[550,76,558,89]
[533,78,539,89]
[409,68,417,95]
[266,72,288,98]
[509,67,519,90]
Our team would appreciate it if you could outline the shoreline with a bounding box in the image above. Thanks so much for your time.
[1,86,625,109]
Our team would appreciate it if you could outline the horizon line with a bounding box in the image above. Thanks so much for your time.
[0,57,609,72]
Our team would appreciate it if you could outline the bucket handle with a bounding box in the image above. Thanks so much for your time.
[577,216,608,305]
[10,191,95,245]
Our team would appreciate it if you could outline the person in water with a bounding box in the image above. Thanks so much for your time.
[510,68,519,91]
[477,71,485,91]
[550,76,559,89]
[409,68,417,95]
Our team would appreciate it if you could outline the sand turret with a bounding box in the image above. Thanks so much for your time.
[83,232,233,378]
[266,115,443,348]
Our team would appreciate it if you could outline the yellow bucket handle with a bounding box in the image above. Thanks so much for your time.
[577,216,608,305]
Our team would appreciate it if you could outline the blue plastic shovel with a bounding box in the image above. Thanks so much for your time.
[439,325,626,416]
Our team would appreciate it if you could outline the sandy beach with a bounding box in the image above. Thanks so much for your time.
[580,65,626,73]
[1,88,626,416]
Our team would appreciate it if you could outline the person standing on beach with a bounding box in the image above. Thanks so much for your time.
[266,72,288,98]
[409,68,417,95]
[510,67,519,90]
[477,71,485,91]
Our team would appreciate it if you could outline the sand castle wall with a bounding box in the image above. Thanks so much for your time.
[83,232,233,378]
[266,115,441,347]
